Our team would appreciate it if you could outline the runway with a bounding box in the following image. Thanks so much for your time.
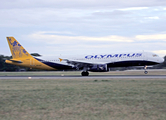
[1,75,166,79]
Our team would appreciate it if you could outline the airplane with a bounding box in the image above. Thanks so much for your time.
[5,37,164,76]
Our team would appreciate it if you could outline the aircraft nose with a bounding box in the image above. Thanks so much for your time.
[160,57,164,63]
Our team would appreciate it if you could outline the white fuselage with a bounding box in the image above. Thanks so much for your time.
[35,52,164,71]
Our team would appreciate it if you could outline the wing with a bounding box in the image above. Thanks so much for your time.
[59,58,104,69]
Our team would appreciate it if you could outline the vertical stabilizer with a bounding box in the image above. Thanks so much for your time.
[6,37,32,59]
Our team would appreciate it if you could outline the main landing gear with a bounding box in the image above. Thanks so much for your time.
[144,65,148,74]
[81,71,89,76]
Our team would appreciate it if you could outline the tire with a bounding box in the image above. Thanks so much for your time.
[81,72,89,76]
[144,71,148,74]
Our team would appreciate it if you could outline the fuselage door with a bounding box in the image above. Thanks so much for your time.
[30,58,35,66]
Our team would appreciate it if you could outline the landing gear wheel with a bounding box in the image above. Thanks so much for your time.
[144,71,148,74]
[81,71,89,76]
[144,65,148,74]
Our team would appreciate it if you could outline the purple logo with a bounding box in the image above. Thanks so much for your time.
[7,37,28,58]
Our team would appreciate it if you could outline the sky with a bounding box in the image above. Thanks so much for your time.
[1,0,166,57]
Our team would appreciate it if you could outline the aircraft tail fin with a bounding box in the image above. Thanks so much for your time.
[6,37,32,59]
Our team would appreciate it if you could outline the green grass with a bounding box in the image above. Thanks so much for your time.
[0,78,166,120]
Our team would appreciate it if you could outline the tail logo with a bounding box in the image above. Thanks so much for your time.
[7,37,29,58]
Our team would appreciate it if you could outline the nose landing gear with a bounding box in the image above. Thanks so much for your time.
[144,70,148,74]
[144,65,148,74]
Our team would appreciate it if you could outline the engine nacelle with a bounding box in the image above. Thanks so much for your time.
[89,64,108,72]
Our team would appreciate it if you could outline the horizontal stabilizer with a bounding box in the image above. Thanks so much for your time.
[9,59,22,63]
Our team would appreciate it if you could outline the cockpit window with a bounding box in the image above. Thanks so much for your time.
[153,54,158,57]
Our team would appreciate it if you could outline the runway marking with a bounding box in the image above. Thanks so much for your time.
[1,75,166,79]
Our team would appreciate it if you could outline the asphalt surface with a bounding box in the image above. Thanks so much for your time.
[0,75,166,79]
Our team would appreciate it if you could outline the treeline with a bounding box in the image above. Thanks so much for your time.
[0,54,41,71]
[0,55,20,71]
[0,54,166,71]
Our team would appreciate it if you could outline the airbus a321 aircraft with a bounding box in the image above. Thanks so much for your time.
[5,37,164,76]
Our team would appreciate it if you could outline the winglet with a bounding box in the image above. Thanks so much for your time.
[59,58,63,62]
